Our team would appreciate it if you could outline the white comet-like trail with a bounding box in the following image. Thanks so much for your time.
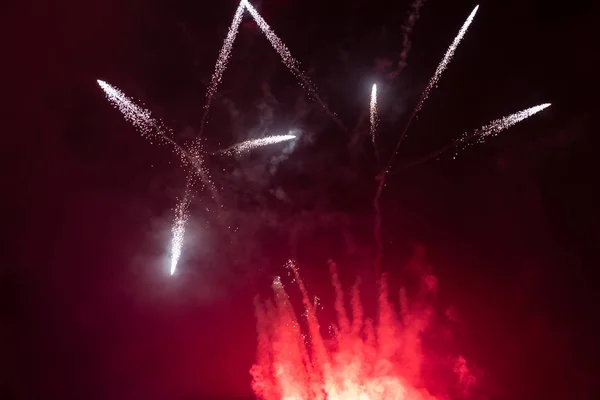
[455,103,551,155]
[99,2,551,279]
[221,134,297,155]
[170,183,192,275]
[370,84,378,146]
[198,1,246,139]
[416,5,479,114]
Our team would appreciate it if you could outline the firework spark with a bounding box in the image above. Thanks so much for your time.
[198,1,246,138]
[170,181,192,275]
[373,5,480,275]
[405,103,552,166]
[416,5,479,114]
[251,260,475,400]
[97,80,202,170]
[389,5,479,162]
[455,102,551,155]
[219,134,296,155]
[241,0,346,131]
[370,84,378,146]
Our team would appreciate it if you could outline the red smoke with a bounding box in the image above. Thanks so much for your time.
[250,257,479,400]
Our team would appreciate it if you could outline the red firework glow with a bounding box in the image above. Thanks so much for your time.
[251,259,479,400]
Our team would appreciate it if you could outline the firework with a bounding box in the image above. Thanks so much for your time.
[370,84,378,146]
[169,182,192,275]
[97,80,202,170]
[251,260,475,400]
[454,103,551,155]
[404,103,552,166]
[219,134,297,155]
[198,1,246,138]
[241,0,346,131]
[397,0,428,72]
[416,5,479,114]
[373,5,480,275]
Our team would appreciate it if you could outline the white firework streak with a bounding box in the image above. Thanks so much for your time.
[404,103,552,166]
[388,5,479,164]
[198,1,246,138]
[374,5,479,276]
[241,0,346,131]
[416,5,479,113]
[220,134,296,155]
[97,80,201,170]
[170,182,192,275]
[455,103,551,155]
[370,84,378,145]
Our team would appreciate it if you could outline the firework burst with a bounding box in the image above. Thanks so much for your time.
[170,183,191,275]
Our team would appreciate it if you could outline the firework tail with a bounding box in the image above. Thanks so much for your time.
[372,5,479,276]
[397,0,427,73]
[241,0,347,132]
[198,0,246,140]
[403,103,552,168]
[214,134,297,155]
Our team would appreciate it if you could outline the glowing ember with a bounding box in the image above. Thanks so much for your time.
[251,260,475,400]
[220,134,297,155]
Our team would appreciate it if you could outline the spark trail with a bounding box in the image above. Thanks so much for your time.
[97,79,219,274]
[391,5,479,161]
[397,0,427,73]
[97,80,194,167]
[403,103,552,167]
[370,84,379,158]
[457,103,551,150]
[170,179,192,275]
[241,0,346,131]
[373,5,479,275]
[251,260,476,400]
[198,1,246,140]
[217,134,296,155]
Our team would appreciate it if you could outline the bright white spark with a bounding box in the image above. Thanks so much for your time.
[416,5,479,113]
[241,0,344,130]
[370,84,378,145]
[222,134,296,155]
[98,79,160,139]
[385,5,479,167]
[456,103,551,155]
[97,79,197,169]
[199,0,246,135]
[170,185,191,275]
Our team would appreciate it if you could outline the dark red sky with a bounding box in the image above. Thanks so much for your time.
[4,0,597,399]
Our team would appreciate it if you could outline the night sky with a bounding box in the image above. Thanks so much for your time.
[4,0,598,399]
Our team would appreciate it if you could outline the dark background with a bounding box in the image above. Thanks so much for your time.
[4,0,597,399]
